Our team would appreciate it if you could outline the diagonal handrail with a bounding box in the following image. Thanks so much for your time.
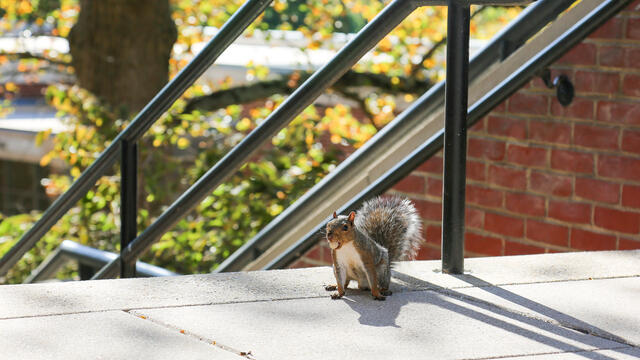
[264,0,634,269]
[0,0,272,278]
[91,0,420,279]
[215,0,574,273]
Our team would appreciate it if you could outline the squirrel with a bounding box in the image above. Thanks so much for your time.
[324,196,423,300]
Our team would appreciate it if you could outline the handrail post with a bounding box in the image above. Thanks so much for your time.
[120,140,138,278]
[442,0,470,274]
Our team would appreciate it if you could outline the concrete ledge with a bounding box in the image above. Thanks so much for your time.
[1,250,639,359]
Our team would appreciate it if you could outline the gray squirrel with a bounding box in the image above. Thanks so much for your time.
[325,196,423,300]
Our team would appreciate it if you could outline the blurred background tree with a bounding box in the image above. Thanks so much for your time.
[0,0,521,282]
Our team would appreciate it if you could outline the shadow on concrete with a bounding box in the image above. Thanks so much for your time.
[339,271,632,360]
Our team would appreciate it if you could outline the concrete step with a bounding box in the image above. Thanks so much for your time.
[0,250,638,359]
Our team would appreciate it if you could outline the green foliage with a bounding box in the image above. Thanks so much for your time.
[0,85,352,282]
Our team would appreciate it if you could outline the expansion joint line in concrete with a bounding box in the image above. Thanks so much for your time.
[122,309,256,359]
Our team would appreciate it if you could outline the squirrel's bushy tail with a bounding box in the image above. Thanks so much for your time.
[355,196,423,261]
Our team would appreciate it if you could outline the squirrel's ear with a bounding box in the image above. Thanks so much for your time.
[333,211,337,219]
[348,211,356,223]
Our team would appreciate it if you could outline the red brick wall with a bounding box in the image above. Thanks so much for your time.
[290,1,640,268]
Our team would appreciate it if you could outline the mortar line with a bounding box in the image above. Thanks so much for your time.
[122,309,256,359]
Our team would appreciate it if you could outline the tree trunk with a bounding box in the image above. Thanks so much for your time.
[68,0,177,113]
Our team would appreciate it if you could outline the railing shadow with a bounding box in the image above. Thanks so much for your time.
[338,271,634,360]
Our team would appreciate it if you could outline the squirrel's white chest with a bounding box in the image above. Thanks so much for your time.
[336,242,365,278]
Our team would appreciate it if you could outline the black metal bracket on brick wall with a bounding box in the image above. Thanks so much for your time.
[539,68,575,106]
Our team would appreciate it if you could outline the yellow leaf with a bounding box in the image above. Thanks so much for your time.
[5,82,17,92]
[177,137,190,149]
[39,153,52,167]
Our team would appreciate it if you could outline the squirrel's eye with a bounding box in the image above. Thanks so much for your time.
[342,225,348,231]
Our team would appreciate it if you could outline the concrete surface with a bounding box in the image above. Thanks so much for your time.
[0,250,638,359]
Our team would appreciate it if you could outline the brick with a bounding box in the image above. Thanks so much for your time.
[414,199,442,221]
[597,101,640,125]
[468,138,506,161]
[627,17,640,40]
[549,200,591,224]
[530,171,573,197]
[594,206,640,234]
[551,98,594,120]
[529,76,549,90]
[599,45,625,67]
[465,207,484,229]
[469,117,485,133]
[623,74,640,97]
[485,212,524,238]
[394,175,425,194]
[466,185,503,208]
[419,155,443,174]
[506,145,547,167]
[550,149,594,174]
[598,155,640,181]
[575,178,620,204]
[574,124,619,150]
[505,241,546,255]
[508,92,549,115]
[622,130,640,154]
[425,225,441,245]
[571,228,617,251]
[289,260,316,269]
[622,185,640,209]
[530,121,571,144]
[527,220,569,247]
[628,0,640,11]
[416,245,441,260]
[487,116,527,139]
[573,71,619,94]
[489,165,527,190]
[619,237,640,250]
[466,160,485,181]
[557,43,597,65]
[505,192,545,217]
[465,232,503,256]
[589,17,624,39]
[426,177,443,197]
[627,48,640,69]
[304,246,324,262]
[494,100,507,113]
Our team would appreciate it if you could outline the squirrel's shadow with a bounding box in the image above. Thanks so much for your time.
[334,276,418,328]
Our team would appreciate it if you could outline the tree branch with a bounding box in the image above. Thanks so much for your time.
[2,51,72,67]
[183,70,432,113]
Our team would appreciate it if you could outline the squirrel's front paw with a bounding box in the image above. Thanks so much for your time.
[330,292,343,300]
[325,284,337,291]
[373,295,386,301]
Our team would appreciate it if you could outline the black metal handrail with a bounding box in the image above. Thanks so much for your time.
[216,0,574,273]
[264,0,634,269]
[24,240,177,283]
[0,0,272,278]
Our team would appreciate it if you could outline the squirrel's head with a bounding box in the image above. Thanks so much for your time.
[325,211,356,250]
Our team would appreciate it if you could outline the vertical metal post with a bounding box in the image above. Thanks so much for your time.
[442,0,470,274]
[120,140,138,278]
